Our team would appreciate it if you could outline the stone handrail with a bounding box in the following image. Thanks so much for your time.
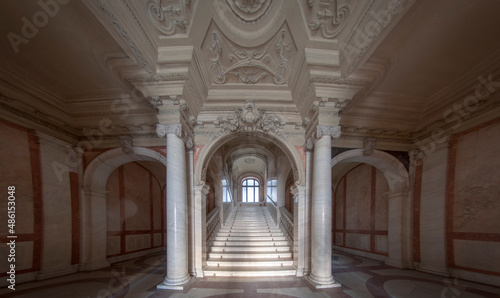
[206,207,221,246]
[279,207,294,248]
[266,195,278,225]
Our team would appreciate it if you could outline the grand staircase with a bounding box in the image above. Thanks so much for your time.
[204,205,296,277]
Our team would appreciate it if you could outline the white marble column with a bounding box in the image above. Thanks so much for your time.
[194,184,209,276]
[304,142,313,275]
[309,126,341,288]
[188,147,195,275]
[156,124,192,289]
[292,184,306,276]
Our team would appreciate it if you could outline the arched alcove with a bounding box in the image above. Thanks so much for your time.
[331,149,411,268]
[81,147,166,271]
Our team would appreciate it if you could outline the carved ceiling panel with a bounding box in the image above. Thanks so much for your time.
[203,22,297,85]
[147,0,193,36]
[226,0,272,23]
[305,0,351,39]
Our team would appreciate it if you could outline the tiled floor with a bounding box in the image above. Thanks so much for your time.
[1,251,500,297]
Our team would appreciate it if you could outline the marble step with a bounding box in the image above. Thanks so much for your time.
[219,225,281,232]
[210,246,290,252]
[212,240,289,246]
[214,236,286,241]
[204,266,296,277]
[208,252,292,259]
[206,259,294,267]
[219,230,280,233]
[217,232,283,237]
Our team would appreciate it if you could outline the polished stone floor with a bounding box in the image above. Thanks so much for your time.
[1,251,500,297]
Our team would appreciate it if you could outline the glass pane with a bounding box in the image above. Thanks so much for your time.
[242,189,247,202]
[248,187,254,202]
[254,179,259,186]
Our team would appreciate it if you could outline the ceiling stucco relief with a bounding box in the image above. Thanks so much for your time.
[211,100,287,141]
[226,0,272,23]
[147,0,192,36]
[208,26,294,85]
[213,0,286,44]
[306,0,351,39]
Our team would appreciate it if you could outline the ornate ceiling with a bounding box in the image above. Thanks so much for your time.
[1,0,500,151]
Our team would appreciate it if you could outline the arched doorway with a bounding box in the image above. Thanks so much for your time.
[192,132,306,276]
[331,149,411,268]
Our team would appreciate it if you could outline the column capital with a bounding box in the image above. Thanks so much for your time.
[185,136,194,149]
[156,123,182,138]
[304,137,314,151]
[317,125,341,139]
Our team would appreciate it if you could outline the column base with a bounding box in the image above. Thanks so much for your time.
[157,275,194,290]
[306,274,341,289]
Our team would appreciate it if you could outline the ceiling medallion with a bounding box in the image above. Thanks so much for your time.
[212,100,287,139]
[307,0,350,39]
[209,29,292,84]
[226,0,272,23]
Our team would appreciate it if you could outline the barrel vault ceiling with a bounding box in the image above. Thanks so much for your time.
[1,0,500,149]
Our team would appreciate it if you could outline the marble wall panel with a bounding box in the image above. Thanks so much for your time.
[0,122,34,234]
[345,165,371,230]
[0,241,33,272]
[375,235,388,254]
[123,163,150,231]
[106,169,121,232]
[453,122,500,234]
[346,233,371,251]
[38,134,73,272]
[454,240,500,273]
[125,234,151,252]
[106,236,121,256]
[335,232,343,246]
[154,233,162,247]
[374,169,388,231]
[335,179,344,230]
[152,178,162,230]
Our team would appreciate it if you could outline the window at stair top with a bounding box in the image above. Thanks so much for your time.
[242,178,260,203]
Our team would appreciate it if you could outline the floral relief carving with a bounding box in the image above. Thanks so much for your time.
[209,29,292,85]
[226,0,272,23]
[211,100,287,140]
[307,0,350,39]
[147,0,192,36]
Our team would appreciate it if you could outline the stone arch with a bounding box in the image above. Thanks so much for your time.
[331,149,411,269]
[194,132,305,187]
[81,147,166,271]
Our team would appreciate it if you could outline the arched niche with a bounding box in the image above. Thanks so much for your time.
[331,149,411,268]
[81,147,166,271]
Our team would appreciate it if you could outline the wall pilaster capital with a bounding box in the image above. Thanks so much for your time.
[156,123,182,138]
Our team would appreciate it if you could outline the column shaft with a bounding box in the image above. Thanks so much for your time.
[310,135,335,285]
[161,133,190,287]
